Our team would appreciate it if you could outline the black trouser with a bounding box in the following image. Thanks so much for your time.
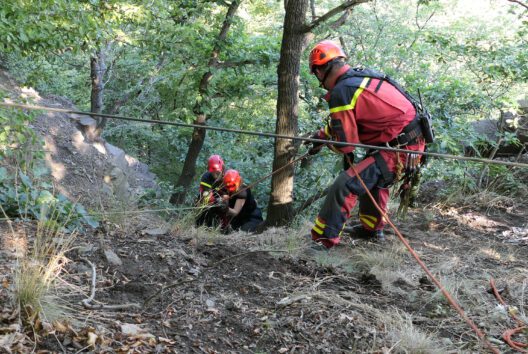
[195,206,223,228]
[232,207,263,233]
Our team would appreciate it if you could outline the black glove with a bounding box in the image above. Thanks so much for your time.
[304,130,325,155]
[216,199,229,213]
[342,152,355,170]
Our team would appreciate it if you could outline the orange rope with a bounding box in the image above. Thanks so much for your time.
[490,278,528,353]
[348,158,501,354]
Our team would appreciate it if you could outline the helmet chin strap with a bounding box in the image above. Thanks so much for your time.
[318,60,336,88]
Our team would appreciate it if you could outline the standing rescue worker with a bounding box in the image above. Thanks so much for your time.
[220,169,263,233]
[306,40,426,247]
[195,154,226,227]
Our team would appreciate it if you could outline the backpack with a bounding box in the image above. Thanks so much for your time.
[346,67,435,144]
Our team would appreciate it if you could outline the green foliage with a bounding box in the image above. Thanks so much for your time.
[2,0,527,217]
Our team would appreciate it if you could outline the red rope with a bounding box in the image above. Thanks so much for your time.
[490,278,528,352]
[349,161,501,354]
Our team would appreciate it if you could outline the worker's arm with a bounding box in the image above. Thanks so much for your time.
[227,198,245,217]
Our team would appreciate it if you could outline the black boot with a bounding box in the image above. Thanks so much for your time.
[344,225,385,242]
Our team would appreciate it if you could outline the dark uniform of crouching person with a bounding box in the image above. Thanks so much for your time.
[220,169,263,233]
[196,154,226,228]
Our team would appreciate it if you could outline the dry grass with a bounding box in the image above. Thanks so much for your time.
[13,204,78,326]
[171,203,213,236]
[441,189,518,213]
[384,310,443,354]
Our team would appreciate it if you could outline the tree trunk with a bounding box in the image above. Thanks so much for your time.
[89,47,107,140]
[265,0,369,226]
[265,0,309,226]
[170,1,241,205]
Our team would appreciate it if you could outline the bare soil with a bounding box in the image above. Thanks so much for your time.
[3,201,527,353]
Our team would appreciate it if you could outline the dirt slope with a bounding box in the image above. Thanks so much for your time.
[21,202,524,354]
[0,68,157,209]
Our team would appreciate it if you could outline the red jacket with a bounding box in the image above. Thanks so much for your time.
[317,65,418,154]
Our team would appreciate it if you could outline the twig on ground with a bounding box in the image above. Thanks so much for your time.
[143,278,196,308]
[80,258,140,310]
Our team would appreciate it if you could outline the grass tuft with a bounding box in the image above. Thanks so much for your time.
[14,203,78,326]
[385,310,444,354]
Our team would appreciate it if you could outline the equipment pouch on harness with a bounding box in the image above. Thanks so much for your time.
[418,110,434,144]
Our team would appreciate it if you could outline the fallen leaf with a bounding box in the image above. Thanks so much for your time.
[87,332,98,347]
[159,337,175,344]
[52,321,68,333]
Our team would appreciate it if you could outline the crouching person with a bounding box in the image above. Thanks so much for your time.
[195,154,226,228]
[220,169,263,233]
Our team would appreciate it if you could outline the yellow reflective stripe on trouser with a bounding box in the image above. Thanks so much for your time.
[315,218,325,229]
[313,217,326,235]
[359,214,377,229]
[359,213,377,223]
[200,181,212,188]
[329,77,370,113]
[313,225,324,235]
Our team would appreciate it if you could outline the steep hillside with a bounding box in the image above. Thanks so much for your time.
[0,68,157,210]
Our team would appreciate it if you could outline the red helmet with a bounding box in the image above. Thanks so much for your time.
[208,154,224,173]
[223,169,242,193]
[309,40,346,73]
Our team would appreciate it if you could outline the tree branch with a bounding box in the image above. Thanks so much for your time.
[295,187,329,215]
[330,8,351,29]
[508,0,528,10]
[215,59,259,68]
[303,0,371,32]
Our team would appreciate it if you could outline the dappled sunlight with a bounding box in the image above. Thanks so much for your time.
[92,141,107,155]
[444,208,505,230]
[19,86,40,100]
[480,248,503,261]
[422,241,448,251]
[43,137,65,181]
[0,224,27,258]
[71,131,91,154]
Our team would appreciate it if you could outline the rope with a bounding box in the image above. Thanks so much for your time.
[490,278,528,352]
[2,101,528,169]
[233,152,310,198]
[345,154,501,354]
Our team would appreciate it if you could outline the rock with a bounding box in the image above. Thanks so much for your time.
[79,116,97,126]
[143,227,169,236]
[121,323,148,336]
[187,267,200,276]
[103,248,123,266]
[440,338,453,347]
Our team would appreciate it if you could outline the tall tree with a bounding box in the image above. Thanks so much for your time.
[170,0,241,205]
[265,0,370,227]
[88,45,109,141]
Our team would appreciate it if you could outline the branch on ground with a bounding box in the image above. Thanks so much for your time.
[80,258,141,311]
